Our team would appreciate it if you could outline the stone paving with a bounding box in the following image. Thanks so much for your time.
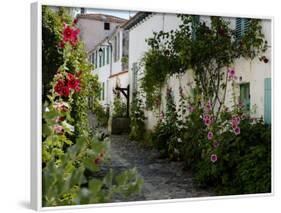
[109,134,212,202]
[88,112,212,202]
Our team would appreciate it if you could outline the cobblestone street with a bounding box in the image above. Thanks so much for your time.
[109,134,212,202]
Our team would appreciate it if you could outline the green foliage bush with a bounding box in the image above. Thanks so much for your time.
[112,96,127,118]
[129,92,146,141]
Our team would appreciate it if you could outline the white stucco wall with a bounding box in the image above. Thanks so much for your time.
[77,18,121,52]
[128,13,183,129]
[128,13,272,130]
[91,28,129,113]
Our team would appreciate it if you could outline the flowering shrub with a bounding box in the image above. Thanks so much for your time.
[42,7,142,207]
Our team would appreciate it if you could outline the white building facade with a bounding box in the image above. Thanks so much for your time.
[125,12,272,130]
[89,24,130,115]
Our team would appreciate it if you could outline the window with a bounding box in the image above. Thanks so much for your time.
[191,15,200,40]
[91,52,95,66]
[240,83,250,113]
[114,33,120,62]
[104,22,110,30]
[236,18,250,39]
[99,54,102,68]
[106,46,110,64]
[103,48,106,66]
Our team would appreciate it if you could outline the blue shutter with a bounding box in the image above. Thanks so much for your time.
[236,18,250,39]
[264,78,271,124]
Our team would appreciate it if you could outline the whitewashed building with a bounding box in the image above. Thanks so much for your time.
[88,22,130,115]
[77,13,127,52]
[125,12,272,130]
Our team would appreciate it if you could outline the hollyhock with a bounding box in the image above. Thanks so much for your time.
[54,79,65,95]
[210,154,218,163]
[63,24,73,42]
[67,73,79,89]
[54,101,69,112]
[228,68,236,80]
[55,116,65,123]
[73,18,78,25]
[63,23,80,46]
[207,131,213,140]
[54,124,64,134]
[204,115,212,127]
[231,116,240,126]
[234,127,241,135]
[60,86,70,97]
[94,157,102,165]
[70,28,80,46]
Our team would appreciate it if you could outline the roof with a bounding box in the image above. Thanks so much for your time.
[77,13,127,24]
[123,12,152,30]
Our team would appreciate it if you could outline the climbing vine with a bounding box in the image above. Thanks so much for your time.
[142,15,267,113]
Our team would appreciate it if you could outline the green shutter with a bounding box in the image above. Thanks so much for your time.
[264,78,271,124]
[192,15,200,40]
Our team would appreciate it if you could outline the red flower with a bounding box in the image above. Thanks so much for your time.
[60,86,70,97]
[62,23,80,46]
[54,80,65,95]
[67,73,80,92]
[94,157,102,165]
[73,18,78,25]
[63,24,73,42]
[58,41,65,49]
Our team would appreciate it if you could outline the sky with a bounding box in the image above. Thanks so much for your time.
[73,8,137,20]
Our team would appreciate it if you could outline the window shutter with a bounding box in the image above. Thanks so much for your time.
[236,18,250,39]
[106,46,110,64]
[192,15,200,40]
[236,18,242,38]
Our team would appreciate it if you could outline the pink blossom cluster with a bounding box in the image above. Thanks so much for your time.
[231,115,241,135]
[227,68,237,81]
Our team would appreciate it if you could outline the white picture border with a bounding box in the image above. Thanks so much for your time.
[31,0,274,211]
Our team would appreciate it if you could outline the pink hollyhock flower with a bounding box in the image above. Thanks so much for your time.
[207,131,213,140]
[213,141,220,148]
[228,68,236,80]
[231,116,240,126]
[234,127,241,135]
[54,124,64,134]
[203,114,213,127]
[54,101,69,112]
[210,154,218,163]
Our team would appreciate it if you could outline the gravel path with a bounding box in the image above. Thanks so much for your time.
[109,134,212,202]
